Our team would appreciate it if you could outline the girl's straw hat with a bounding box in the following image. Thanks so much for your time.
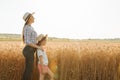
[37,34,48,41]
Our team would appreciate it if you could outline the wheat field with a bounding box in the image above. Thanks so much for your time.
[0,41,120,80]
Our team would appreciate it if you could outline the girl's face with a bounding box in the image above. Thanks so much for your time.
[38,39,47,46]
[41,39,47,46]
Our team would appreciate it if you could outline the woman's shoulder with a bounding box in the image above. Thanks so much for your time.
[24,25,32,30]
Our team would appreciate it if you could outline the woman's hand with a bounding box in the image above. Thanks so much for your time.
[38,46,44,51]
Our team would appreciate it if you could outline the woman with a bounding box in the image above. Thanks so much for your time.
[37,34,54,80]
[22,12,42,80]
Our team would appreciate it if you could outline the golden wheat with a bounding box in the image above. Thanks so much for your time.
[0,41,120,80]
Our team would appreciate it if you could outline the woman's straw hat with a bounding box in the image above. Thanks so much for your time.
[23,12,35,22]
[37,34,48,41]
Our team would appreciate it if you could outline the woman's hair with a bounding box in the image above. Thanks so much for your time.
[37,37,47,46]
[22,14,32,43]
[22,22,28,43]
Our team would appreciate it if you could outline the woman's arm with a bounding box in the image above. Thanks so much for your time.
[28,43,42,49]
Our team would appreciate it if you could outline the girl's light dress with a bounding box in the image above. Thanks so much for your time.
[37,49,49,73]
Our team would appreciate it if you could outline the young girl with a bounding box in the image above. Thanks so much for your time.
[37,34,55,80]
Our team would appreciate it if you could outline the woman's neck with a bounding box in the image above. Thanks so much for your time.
[39,45,44,47]
[27,22,32,26]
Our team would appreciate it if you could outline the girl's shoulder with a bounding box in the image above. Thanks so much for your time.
[37,49,43,55]
[37,49,43,52]
[37,49,45,53]
[37,49,46,54]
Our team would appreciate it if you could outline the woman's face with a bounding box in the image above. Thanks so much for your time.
[28,15,34,24]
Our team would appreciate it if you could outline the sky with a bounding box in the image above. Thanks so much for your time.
[0,0,120,39]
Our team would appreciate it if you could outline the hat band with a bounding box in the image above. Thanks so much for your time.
[25,14,31,21]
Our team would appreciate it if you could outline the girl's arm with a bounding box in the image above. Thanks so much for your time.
[39,56,45,74]
[40,56,44,65]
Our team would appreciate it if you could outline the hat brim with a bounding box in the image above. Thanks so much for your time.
[37,34,48,41]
